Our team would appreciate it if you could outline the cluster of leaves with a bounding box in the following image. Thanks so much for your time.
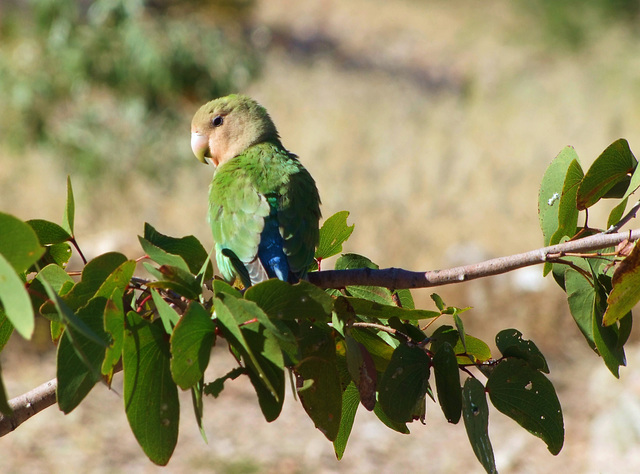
[0,0,259,180]
[1,181,566,473]
[538,138,639,378]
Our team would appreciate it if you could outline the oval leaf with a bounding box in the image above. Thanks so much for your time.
[462,377,496,474]
[0,212,45,274]
[124,312,179,465]
[378,344,430,423]
[577,138,637,210]
[495,329,549,373]
[486,358,564,455]
[0,254,34,339]
[433,342,462,424]
[170,301,216,389]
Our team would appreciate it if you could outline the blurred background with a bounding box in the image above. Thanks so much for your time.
[3,0,640,472]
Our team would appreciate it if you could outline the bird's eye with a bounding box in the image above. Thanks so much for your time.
[211,115,224,127]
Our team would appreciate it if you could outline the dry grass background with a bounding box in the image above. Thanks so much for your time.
[3,0,640,472]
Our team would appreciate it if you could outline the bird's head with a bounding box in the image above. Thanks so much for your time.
[190,94,280,167]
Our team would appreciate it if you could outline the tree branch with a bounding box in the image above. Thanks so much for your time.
[0,378,57,437]
[3,227,639,436]
[307,228,640,289]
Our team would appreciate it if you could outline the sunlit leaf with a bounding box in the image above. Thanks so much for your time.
[142,223,211,278]
[315,211,354,260]
[0,212,45,274]
[0,254,34,339]
[538,146,580,247]
[577,138,637,210]
[334,382,360,460]
[63,176,75,235]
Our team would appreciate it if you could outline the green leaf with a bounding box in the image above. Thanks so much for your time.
[334,382,360,460]
[204,367,244,398]
[42,279,108,348]
[604,241,640,326]
[495,329,549,373]
[214,295,281,399]
[0,212,45,274]
[395,288,415,309]
[462,377,496,474]
[30,242,72,270]
[378,344,430,423]
[0,310,14,353]
[296,355,343,441]
[349,327,395,373]
[538,146,581,247]
[344,296,439,321]
[63,176,75,235]
[607,197,628,229]
[565,267,596,348]
[453,314,466,352]
[142,223,212,278]
[315,211,354,260]
[577,139,637,210]
[102,289,125,376]
[373,399,410,434]
[431,293,446,311]
[59,252,128,311]
[144,263,201,300]
[27,219,72,245]
[94,260,136,300]
[244,325,285,422]
[170,301,216,389]
[139,236,191,274]
[123,312,179,466]
[335,253,394,305]
[487,358,564,455]
[56,297,108,413]
[454,334,492,364]
[191,379,208,443]
[0,253,35,339]
[244,279,333,322]
[565,265,625,376]
[546,159,584,275]
[433,342,462,424]
[150,290,181,335]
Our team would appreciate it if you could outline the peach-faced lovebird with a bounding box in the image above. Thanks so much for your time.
[191,94,321,287]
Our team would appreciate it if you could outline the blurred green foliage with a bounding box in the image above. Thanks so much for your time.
[523,0,640,48]
[0,0,260,181]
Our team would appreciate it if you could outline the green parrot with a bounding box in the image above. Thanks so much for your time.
[190,94,321,287]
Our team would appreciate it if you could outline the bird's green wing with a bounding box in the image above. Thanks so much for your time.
[209,158,270,283]
[277,157,321,277]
